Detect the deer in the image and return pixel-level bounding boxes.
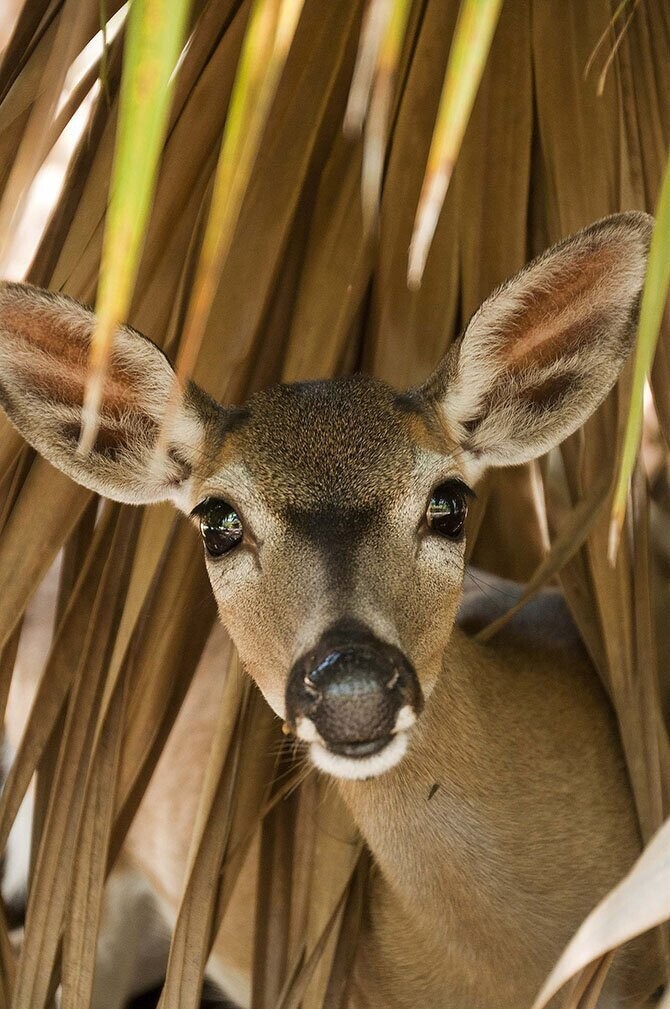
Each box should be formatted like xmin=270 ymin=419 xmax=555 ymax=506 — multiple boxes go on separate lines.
xmin=0 ymin=211 xmax=666 ymax=1009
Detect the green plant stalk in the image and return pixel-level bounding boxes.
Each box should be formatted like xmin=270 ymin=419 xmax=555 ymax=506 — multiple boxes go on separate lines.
xmin=360 ymin=0 xmax=412 ymax=230
xmin=170 ymin=0 xmax=304 ymax=392
xmin=408 ymin=0 xmax=503 ymax=288
xmin=80 ymin=0 xmax=191 ymax=453
xmin=609 ymin=156 xmax=670 ymax=563
xmin=344 ymin=0 xmax=389 ymax=136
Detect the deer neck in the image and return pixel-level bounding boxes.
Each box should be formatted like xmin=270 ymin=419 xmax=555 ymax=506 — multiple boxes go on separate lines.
xmin=335 ymin=627 xmax=501 ymax=921
xmin=334 ymin=617 xmax=643 ymax=969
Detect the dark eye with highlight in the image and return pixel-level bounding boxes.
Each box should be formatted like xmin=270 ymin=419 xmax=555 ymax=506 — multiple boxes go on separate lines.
xmin=426 ymin=480 xmax=472 ymax=540
xmin=194 ymin=498 xmax=243 ymax=557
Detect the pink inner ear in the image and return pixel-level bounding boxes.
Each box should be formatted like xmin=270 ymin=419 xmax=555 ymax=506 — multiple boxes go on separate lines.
xmin=5 ymin=300 xmax=149 ymax=416
xmin=2 ymin=300 xmax=88 ymax=364
xmin=501 ymin=245 xmax=620 ymax=370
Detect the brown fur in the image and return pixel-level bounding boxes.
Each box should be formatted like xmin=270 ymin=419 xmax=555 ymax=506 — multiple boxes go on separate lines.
xmin=341 ymin=624 xmax=661 ymax=1008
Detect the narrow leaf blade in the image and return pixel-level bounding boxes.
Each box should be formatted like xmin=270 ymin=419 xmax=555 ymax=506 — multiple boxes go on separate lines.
xmin=609 ymin=157 xmax=670 ymax=562
xmin=532 ymin=815 xmax=670 ymax=1009
xmin=80 ymin=0 xmax=191 ymax=451
xmin=171 ymin=0 xmax=306 ymax=391
xmin=408 ymin=0 xmax=503 ymax=288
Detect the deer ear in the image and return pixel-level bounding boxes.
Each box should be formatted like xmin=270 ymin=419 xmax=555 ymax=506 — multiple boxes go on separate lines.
xmin=420 ymin=212 xmax=652 ymax=480
xmin=0 ymin=282 xmax=224 ymax=510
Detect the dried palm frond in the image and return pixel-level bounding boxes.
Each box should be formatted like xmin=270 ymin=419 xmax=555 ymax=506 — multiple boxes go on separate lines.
xmin=0 ymin=1 xmax=668 ymax=1007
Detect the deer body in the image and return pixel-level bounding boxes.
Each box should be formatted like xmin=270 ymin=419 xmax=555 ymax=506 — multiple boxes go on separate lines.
xmin=0 ymin=213 xmax=665 ymax=1007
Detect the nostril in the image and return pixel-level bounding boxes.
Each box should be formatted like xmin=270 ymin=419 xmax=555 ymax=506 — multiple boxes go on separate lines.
xmin=386 ymin=669 xmax=400 ymax=690
xmin=303 ymin=674 xmax=320 ymax=699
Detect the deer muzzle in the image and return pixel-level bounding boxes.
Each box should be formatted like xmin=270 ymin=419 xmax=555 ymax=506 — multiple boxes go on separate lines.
xmin=286 ymin=619 xmax=423 ymax=766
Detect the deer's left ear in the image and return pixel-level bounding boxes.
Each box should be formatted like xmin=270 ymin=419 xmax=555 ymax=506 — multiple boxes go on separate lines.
xmin=0 ymin=282 xmax=227 ymax=510
xmin=420 ymin=212 xmax=652 ymax=479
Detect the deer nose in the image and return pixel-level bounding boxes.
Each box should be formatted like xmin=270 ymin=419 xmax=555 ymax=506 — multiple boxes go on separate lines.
xmin=286 ymin=620 xmax=423 ymax=757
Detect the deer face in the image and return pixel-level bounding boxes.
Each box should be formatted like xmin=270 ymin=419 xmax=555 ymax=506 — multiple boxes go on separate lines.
xmin=188 ymin=377 xmax=471 ymax=776
xmin=0 ymin=213 xmax=652 ymax=779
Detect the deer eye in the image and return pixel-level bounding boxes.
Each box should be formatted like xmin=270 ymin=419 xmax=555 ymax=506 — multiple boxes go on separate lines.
xmin=426 ymin=480 xmax=471 ymax=540
xmin=195 ymin=498 xmax=243 ymax=557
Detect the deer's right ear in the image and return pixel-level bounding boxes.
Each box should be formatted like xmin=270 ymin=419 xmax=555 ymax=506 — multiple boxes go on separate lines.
xmin=417 ymin=212 xmax=652 ymax=481
xmin=0 ymin=282 xmax=223 ymax=510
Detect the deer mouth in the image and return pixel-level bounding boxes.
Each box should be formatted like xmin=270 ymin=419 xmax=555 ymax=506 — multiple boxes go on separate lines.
xmin=328 ymin=735 xmax=393 ymax=757
xmin=308 ymin=729 xmax=410 ymax=780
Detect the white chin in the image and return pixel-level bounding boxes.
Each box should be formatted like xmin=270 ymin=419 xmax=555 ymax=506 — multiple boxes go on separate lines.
xmin=309 ymin=732 xmax=408 ymax=780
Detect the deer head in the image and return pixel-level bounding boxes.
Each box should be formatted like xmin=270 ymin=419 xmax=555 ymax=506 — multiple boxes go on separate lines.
xmin=0 ymin=213 xmax=651 ymax=779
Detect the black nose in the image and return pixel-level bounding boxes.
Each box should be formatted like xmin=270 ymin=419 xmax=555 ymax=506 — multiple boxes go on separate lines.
xmin=286 ymin=619 xmax=423 ymax=757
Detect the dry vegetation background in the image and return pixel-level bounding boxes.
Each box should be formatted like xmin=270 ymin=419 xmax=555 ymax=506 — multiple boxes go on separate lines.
xmin=0 ymin=1 xmax=669 ymax=1008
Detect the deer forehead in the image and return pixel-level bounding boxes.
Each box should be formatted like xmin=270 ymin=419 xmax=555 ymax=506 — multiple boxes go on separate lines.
xmin=200 ymin=375 xmax=449 ymax=515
